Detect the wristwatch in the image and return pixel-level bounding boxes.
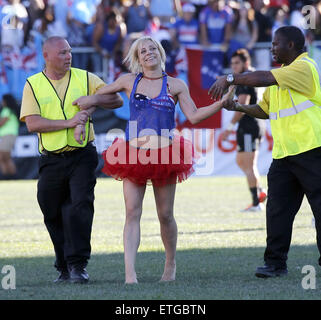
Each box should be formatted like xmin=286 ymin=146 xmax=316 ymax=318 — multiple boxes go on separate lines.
xmin=226 ymin=74 xmax=234 ymax=84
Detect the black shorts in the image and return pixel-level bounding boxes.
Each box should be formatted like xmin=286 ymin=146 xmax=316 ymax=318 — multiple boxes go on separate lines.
xmin=236 ymin=120 xmax=265 ymax=152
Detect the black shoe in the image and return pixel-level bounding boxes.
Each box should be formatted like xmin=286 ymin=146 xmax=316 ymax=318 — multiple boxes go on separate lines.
xmin=54 ymin=269 xmax=70 ymax=283
xmin=255 ymin=264 xmax=288 ymax=278
xmin=69 ymin=267 xmax=89 ymax=284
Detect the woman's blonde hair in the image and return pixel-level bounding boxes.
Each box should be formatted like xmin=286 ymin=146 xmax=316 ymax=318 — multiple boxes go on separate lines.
xmin=123 ymin=36 xmax=166 ymax=74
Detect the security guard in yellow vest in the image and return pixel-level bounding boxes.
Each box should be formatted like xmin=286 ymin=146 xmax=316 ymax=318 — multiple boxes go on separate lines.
xmin=209 ymin=26 xmax=321 ymax=278
xmin=20 ymin=37 xmax=123 ymax=283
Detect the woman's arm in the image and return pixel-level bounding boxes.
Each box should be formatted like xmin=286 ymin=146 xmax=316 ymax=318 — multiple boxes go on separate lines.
xmin=209 ymin=71 xmax=277 ymax=100
xmin=73 ymin=93 xmax=123 ymax=111
xmin=175 ymin=78 xmax=235 ymax=124
xmin=72 ymin=74 xmax=131 ymax=110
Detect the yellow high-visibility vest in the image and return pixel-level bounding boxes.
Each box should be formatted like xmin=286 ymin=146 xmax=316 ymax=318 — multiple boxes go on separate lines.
xmin=269 ymin=56 xmax=321 ymax=159
xmin=27 ymin=68 xmax=89 ymax=152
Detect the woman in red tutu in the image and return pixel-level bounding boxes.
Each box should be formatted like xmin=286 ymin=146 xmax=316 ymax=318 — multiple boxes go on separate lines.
xmin=74 ymin=35 xmax=234 ymax=284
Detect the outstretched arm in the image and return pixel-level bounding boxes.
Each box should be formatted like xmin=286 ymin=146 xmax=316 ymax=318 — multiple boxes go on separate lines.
xmin=72 ymin=92 xmax=123 ymax=111
xmin=177 ymin=79 xmax=235 ymax=124
xmin=72 ymin=75 xmax=130 ymax=110
xmin=208 ymin=71 xmax=277 ymax=100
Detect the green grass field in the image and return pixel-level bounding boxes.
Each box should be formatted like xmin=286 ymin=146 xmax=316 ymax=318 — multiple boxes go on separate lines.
xmin=0 ymin=177 xmax=320 ymax=300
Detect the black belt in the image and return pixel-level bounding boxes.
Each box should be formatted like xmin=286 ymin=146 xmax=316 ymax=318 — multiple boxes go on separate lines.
xmin=41 ymin=142 xmax=94 ymax=157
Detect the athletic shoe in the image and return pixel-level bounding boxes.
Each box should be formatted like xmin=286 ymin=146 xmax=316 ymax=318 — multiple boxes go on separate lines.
xmin=240 ymin=203 xmax=264 ymax=212
xmin=259 ymin=189 xmax=267 ymax=203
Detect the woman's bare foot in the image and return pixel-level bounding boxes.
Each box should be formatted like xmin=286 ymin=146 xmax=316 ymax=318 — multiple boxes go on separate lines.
xmin=125 ymin=279 xmax=138 ymax=284
xmin=125 ymin=272 xmax=138 ymax=284
xmin=160 ymin=262 xmax=176 ymax=282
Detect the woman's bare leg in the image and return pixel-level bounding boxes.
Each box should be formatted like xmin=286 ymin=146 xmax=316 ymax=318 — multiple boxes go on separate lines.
xmin=153 ymin=183 xmax=177 ymax=281
xmin=123 ymin=179 xmax=146 ymax=284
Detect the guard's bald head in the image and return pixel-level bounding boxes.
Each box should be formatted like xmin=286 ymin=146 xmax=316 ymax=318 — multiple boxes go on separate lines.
xmin=42 ymin=36 xmax=67 ymax=53
xmin=42 ymin=37 xmax=72 ymax=76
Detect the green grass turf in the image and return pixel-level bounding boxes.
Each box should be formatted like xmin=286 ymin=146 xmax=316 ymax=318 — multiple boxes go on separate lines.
xmin=0 ymin=177 xmax=320 ymax=300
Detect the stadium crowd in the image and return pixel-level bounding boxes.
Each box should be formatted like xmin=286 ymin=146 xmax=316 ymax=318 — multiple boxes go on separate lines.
xmin=0 ymin=0 xmax=321 ymax=101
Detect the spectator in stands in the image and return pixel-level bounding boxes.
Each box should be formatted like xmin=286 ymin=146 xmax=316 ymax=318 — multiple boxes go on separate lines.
xmin=92 ymin=9 xmax=126 ymax=61
xmin=66 ymin=11 xmax=91 ymax=69
xmin=0 ymin=94 xmax=19 ymax=179
xmin=170 ymin=2 xmax=200 ymax=49
xmin=123 ymin=0 xmax=152 ymax=35
xmin=32 ymin=3 xmax=67 ymax=40
xmin=23 ymin=0 xmax=46 ymax=46
xmin=289 ymin=1 xmax=308 ymax=34
xmin=272 ymin=7 xmax=289 ymax=36
xmin=230 ymin=1 xmax=258 ymax=53
xmin=96 ymin=0 xmax=123 ymax=23
xmin=189 ymin=0 xmax=207 ymax=20
xmin=199 ymin=0 xmax=233 ymax=52
xmin=253 ymin=0 xmax=273 ymax=70
xmin=52 ymin=0 xmax=69 ymax=34
xmin=1 ymin=0 xmax=29 ymax=49
xmin=1 ymin=13 xmax=25 ymax=50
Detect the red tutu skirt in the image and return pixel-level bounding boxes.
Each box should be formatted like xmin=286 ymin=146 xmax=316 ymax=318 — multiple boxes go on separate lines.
xmin=102 ymin=136 xmax=197 ymax=186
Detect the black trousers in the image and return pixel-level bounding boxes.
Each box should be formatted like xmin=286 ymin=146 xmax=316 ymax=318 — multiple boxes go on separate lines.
xmin=264 ymin=147 xmax=321 ymax=268
xmin=37 ymin=144 xmax=98 ymax=270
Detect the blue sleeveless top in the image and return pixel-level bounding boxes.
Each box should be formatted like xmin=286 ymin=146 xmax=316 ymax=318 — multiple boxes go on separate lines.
xmin=125 ymin=73 xmax=176 ymax=141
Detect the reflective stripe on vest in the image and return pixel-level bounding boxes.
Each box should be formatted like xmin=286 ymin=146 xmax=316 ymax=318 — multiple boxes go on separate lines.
xmin=269 ymin=112 xmax=277 ymax=120
xmin=270 ymin=99 xmax=316 ymax=119
xmin=280 ymin=99 xmax=315 ymax=117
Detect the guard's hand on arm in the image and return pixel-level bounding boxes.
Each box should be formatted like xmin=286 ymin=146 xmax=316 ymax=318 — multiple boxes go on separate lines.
xmin=208 ymin=75 xmax=229 ymax=100
xmin=73 ymin=96 xmax=97 ymax=110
